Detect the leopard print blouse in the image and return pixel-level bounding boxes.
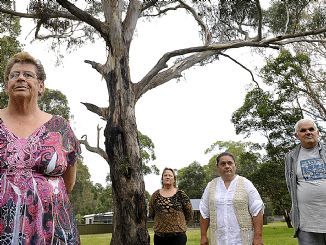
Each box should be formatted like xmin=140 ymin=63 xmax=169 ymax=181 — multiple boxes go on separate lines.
xmin=148 ymin=189 xmax=193 ymax=233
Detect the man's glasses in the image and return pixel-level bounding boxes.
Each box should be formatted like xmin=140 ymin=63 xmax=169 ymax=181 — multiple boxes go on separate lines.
xmin=9 ymin=71 xmax=37 ymax=80
xmin=299 ymin=127 xmax=315 ymax=133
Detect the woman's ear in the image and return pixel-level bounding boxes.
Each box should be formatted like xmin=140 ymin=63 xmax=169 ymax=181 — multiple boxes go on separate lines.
xmin=38 ymin=80 xmax=45 ymax=97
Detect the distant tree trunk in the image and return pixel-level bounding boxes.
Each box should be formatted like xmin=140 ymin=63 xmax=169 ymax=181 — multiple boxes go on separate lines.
xmin=283 ymin=209 xmax=293 ymax=228
xmin=103 ymin=49 xmax=149 ymax=244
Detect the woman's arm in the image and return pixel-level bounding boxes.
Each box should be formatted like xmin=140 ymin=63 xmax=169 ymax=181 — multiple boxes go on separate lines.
xmin=180 ymin=190 xmax=193 ymax=224
xmin=63 ymin=163 xmax=77 ymax=194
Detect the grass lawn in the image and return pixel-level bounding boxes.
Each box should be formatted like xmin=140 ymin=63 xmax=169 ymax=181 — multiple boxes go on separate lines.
xmin=80 ymin=222 xmax=297 ymax=245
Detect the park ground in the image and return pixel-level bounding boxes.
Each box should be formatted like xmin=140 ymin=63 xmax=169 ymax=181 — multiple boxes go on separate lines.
xmin=81 ymin=221 xmax=296 ymax=245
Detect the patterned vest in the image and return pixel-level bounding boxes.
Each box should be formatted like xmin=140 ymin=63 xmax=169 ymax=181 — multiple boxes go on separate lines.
xmin=208 ymin=176 xmax=253 ymax=245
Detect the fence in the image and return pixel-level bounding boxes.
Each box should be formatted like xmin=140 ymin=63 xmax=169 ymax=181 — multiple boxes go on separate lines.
xmin=78 ymin=221 xmax=154 ymax=235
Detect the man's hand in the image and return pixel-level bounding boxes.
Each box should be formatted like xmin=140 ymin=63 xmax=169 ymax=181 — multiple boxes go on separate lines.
xmin=200 ymin=235 xmax=209 ymax=245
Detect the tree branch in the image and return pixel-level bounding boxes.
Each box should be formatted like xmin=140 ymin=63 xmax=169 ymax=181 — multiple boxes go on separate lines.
xmin=141 ymin=0 xmax=159 ymax=11
xmin=84 ymin=60 xmax=105 ymax=75
xmin=96 ymin=124 xmax=102 ymax=148
xmin=55 ymin=0 xmax=109 ymax=42
xmin=35 ymin=25 xmax=80 ymax=40
xmin=284 ymin=0 xmax=290 ymax=34
xmin=274 ymin=38 xmax=326 ymax=45
xmin=0 ymin=6 xmax=78 ymax=20
xmin=135 ymin=50 xmax=219 ymax=100
xmin=178 ymin=0 xmax=211 ymax=44
xmin=219 ymin=53 xmax=260 ymax=87
xmin=134 ymin=42 xmax=269 ymax=99
xmin=81 ymin=102 xmax=109 ymax=120
xmin=79 ymin=135 xmax=108 ymax=162
xmin=123 ymin=0 xmax=142 ymax=45
xmin=254 ymin=0 xmax=263 ymax=40
xmin=301 ymin=108 xmax=326 ymax=121
xmin=261 ymin=27 xmax=326 ymax=45
xmin=302 ymin=78 xmax=326 ymax=118
xmin=135 ymin=26 xmax=326 ymax=99
xmin=142 ymin=5 xmax=182 ymax=17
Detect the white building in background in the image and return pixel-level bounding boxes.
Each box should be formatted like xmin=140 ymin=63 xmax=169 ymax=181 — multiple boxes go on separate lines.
xmin=83 ymin=211 xmax=113 ymax=224
xmin=83 ymin=200 xmax=201 ymax=225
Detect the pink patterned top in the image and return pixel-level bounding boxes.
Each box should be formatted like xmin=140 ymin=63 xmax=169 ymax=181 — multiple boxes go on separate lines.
xmin=0 ymin=115 xmax=81 ymax=245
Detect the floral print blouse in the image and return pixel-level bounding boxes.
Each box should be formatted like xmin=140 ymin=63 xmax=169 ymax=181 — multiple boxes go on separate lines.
xmin=0 ymin=115 xmax=81 ymax=245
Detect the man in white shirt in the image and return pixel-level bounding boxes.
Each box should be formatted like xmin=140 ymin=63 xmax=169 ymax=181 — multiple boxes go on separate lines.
xmin=199 ymin=152 xmax=264 ymax=245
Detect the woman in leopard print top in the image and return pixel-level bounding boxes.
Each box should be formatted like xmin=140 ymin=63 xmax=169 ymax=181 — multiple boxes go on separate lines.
xmin=148 ymin=167 xmax=193 ymax=245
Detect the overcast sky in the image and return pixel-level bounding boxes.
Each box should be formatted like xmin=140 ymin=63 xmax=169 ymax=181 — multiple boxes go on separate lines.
xmin=19 ymin=7 xmax=268 ymax=194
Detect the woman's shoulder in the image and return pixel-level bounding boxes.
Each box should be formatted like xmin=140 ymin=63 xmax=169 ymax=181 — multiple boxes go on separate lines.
xmin=44 ymin=115 xmax=77 ymax=141
xmin=177 ymin=189 xmax=186 ymax=194
xmin=176 ymin=189 xmax=190 ymax=198
xmin=0 ymin=108 xmax=9 ymax=121
xmin=152 ymin=189 xmax=161 ymax=196
xmin=46 ymin=115 xmax=70 ymax=128
xmin=50 ymin=114 xmax=68 ymax=123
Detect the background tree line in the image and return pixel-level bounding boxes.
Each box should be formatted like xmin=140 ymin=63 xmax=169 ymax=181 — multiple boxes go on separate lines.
xmin=178 ymin=45 xmax=326 ymax=227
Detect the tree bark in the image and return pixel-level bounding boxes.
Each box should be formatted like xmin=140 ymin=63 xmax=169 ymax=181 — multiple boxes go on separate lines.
xmin=103 ymin=52 xmax=149 ymax=244
xmin=283 ymin=209 xmax=293 ymax=228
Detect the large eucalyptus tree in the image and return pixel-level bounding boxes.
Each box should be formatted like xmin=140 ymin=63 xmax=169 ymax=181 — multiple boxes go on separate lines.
xmin=0 ymin=0 xmax=21 ymax=105
xmin=0 ymin=0 xmax=325 ymax=244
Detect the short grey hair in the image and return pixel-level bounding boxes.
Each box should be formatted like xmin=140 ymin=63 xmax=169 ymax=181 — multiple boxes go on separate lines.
xmin=294 ymin=118 xmax=318 ymax=133
xmin=4 ymin=51 xmax=46 ymax=83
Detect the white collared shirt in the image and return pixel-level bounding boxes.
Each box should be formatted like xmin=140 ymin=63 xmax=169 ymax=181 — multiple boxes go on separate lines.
xmin=199 ymin=175 xmax=264 ymax=245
